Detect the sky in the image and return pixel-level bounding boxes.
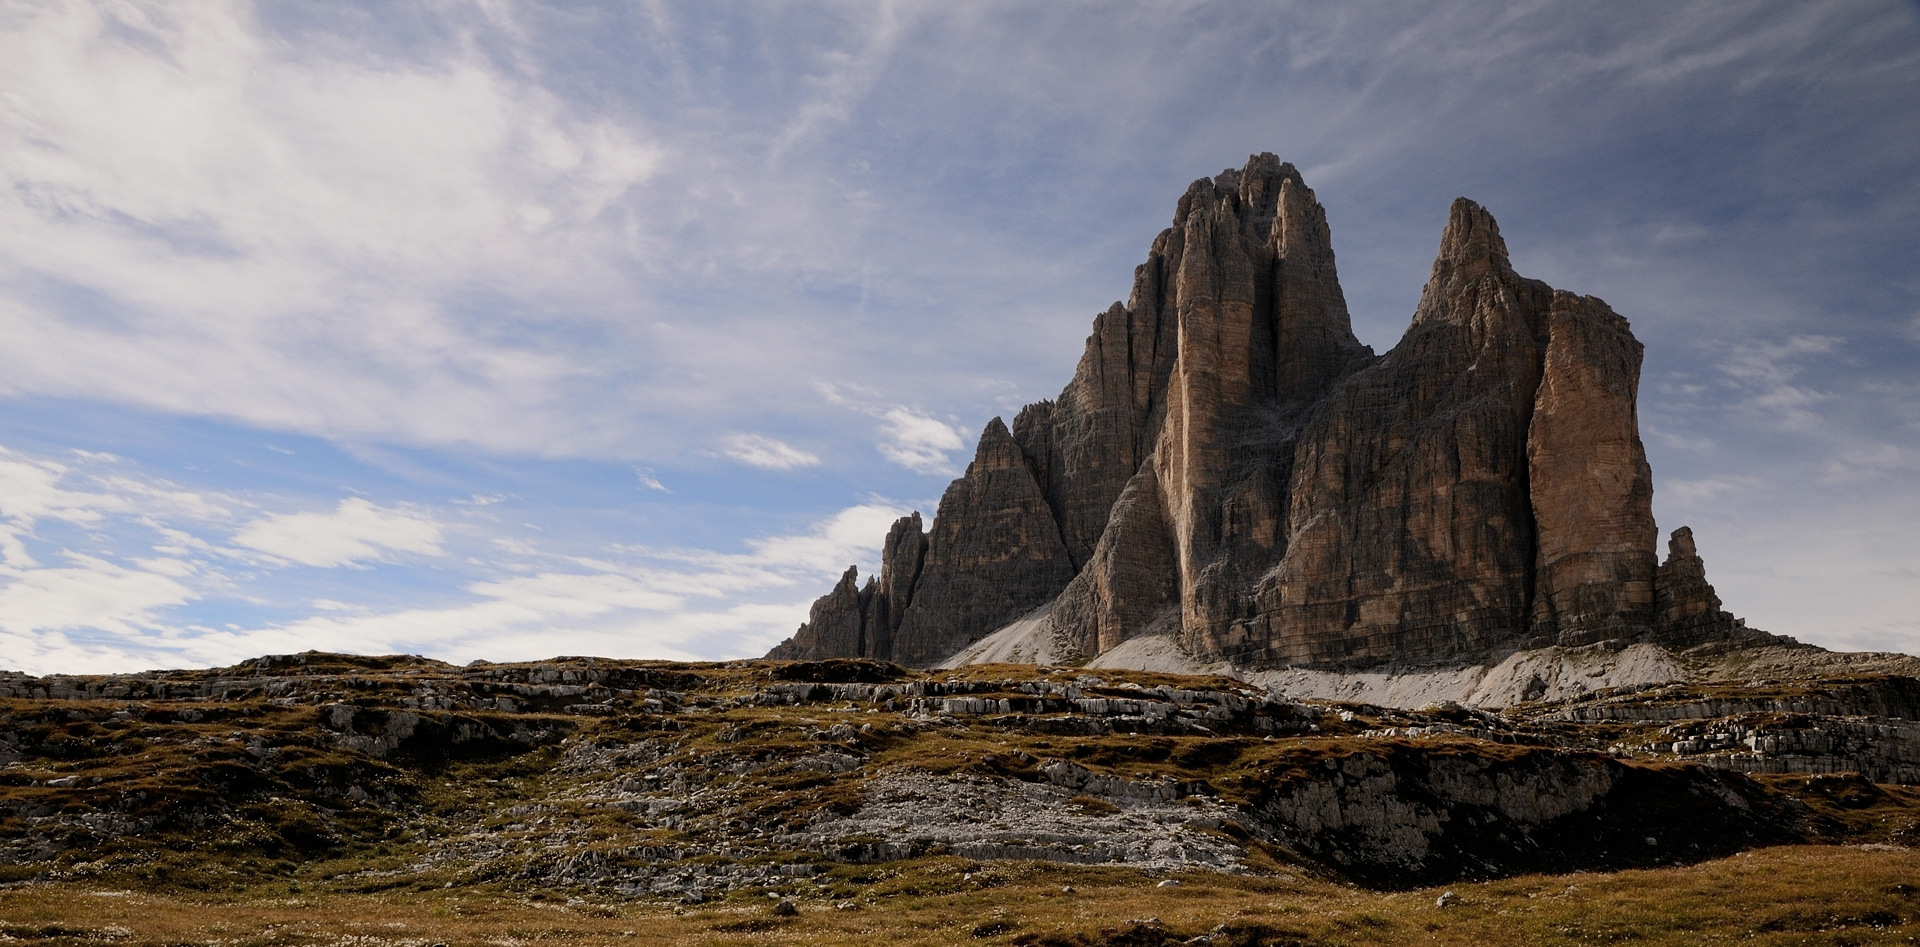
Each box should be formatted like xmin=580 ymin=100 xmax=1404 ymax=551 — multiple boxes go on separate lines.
xmin=0 ymin=1 xmax=1916 ymax=675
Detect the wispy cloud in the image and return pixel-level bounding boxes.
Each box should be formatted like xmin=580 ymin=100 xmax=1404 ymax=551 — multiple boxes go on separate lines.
xmin=228 ymin=499 xmax=909 ymax=665
xmin=876 ymin=408 xmax=965 ymax=475
xmin=819 ymin=383 xmax=966 ymax=474
xmin=1820 ymin=443 xmax=1915 ymax=485
xmin=1716 ymin=335 xmax=1842 ymax=431
xmin=720 ymin=434 xmax=820 ymax=471
xmin=1661 ymin=474 xmax=1766 ymax=507
xmin=0 ymin=0 xmax=663 ymax=453
xmin=0 ymin=553 xmax=195 ymax=640
xmin=0 ymin=436 xmax=912 ymax=673
xmin=231 ymin=499 xmax=444 ymax=568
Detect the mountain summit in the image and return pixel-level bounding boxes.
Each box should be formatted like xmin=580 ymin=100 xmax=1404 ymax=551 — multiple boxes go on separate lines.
xmin=769 ymin=154 xmax=1764 ymax=669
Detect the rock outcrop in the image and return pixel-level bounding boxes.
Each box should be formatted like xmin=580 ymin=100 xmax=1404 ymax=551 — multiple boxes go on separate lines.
xmin=1653 ymin=525 xmax=1765 ymax=647
xmin=765 ymin=566 xmax=869 ymax=662
xmin=888 ymin=418 xmax=1077 ymax=667
xmin=770 ymin=420 xmax=1075 ymax=668
xmin=766 ymin=153 xmax=1766 ymax=669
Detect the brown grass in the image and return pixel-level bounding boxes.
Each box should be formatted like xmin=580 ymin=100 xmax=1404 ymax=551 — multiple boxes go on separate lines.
xmin=0 ymin=844 xmax=1915 ymax=946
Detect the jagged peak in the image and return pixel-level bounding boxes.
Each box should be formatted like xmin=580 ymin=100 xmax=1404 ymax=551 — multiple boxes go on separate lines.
xmin=1175 ymin=153 xmax=1308 ymax=227
xmin=970 ymin=416 xmax=1024 ymax=472
xmin=1665 ymin=525 xmax=1700 ymax=562
xmin=1436 ymin=197 xmax=1510 ymax=270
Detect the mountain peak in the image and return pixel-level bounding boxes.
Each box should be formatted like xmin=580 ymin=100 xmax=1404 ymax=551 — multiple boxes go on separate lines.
xmin=767 ymin=158 xmax=1772 ymax=670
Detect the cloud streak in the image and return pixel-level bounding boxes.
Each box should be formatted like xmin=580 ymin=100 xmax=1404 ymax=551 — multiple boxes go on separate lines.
xmin=0 ymin=437 xmax=910 ymax=674
xmin=720 ymin=434 xmax=820 ymax=471
xmin=231 ymin=499 xmax=445 ymax=568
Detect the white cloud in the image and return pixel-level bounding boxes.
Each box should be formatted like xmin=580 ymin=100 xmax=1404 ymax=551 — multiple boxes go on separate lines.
xmin=877 ymin=408 xmax=966 ymax=475
xmin=231 ymin=498 xmax=444 ymax=567
xmin=720 ymin=434 xmax=820 ymax=470
xmin=0 ymin=553 xmax=194 ymax=638
xmin=818 ymin=385 xmax=967 ymax=475
xmin=0 ymin=452 xmax=125 ymax=529
xmin=0 ymin=435 xmax=913 ymax=673
xmin=739 ymin=502 xmax=909 ymax=573
xmin=12 ymin=498 xmax=914 ymax=672
xmin=0 ymin=449 xmax=228 ymax=568
xmin=0 ymin=0 xmax=663 ymax=453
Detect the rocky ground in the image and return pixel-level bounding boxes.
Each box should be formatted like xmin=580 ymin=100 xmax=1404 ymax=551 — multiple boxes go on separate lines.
xmin=2 ymin=647 xmax=1918 ymax=912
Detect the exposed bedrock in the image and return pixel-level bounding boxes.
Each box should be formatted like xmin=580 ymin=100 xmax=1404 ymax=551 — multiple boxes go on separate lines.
xmin=1247 ymin=745 xmax=1799 ymax=887
xmin=767 ymin=153 xmax=1768 ymax=669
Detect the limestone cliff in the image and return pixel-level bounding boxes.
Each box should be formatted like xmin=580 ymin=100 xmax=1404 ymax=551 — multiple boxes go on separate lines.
xmin=765 ymin=153 xmax=1764 ymax=668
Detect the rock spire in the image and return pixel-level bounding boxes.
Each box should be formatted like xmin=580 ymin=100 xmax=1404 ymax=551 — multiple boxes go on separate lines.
xmin=764 ymin=155 xmax=1763 ymax=668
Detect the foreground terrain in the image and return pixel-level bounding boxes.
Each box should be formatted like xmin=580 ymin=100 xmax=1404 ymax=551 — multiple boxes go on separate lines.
xmin=3 ymin=845 xmax=1919 ymax=946
xmin=3 ymin=650 xmax=1919 ymax=942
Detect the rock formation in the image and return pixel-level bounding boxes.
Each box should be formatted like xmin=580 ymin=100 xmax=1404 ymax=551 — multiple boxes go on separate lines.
xmin=1654 ymin=525 xmax=1762 ymax=646
xmin=766 ymin=153 xmax=1765 ymax=669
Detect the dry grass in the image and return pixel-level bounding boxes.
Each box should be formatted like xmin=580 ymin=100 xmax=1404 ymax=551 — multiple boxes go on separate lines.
xmin=0 ymin=845 xmax=1916 ymax=946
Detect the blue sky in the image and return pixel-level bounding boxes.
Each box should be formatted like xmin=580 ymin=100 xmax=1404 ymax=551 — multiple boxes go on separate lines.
xmin=0 ymin=1 xmax=1916 ymax=674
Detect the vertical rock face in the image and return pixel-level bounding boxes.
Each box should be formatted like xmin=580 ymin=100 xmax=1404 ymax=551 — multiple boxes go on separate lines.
xmin=1149 ymin=163 xmax=1375 ymax=662
xmin=886 ymin=418 xmax=1077 ymax=668
xmin=768 ymin=154 xmax=1762 ymax=668
xmin=765 ymin=566 xmax=869 ymax=662
xmin=1046 ymin=464 xmax=1180 ymax=657
xmin=1249 ymin=199 xmax=1553 ymax=665
xmin=1654 ymin=526 xmax=1756 ymax=645
xmin=1528 ymin=294 xmax=1659 ymax=646
xmin=863 ymin=513 xmax=929 ymax=663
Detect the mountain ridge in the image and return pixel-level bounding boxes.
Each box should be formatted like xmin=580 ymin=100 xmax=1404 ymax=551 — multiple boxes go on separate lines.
xmin=769 ymin=154 xmax=1772 ymax=669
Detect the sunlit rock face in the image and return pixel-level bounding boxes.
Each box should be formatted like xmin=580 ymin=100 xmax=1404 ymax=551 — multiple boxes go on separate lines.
xmin=766 ymin=153 xmax=1759 ymax=669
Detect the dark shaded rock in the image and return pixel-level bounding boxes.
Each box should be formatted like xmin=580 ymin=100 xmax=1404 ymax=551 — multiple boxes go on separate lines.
xmin=766 ymin=566 xmax=869 ymax=662
xmin=1247 ymin=200 xmax=1546 ymax=664
xmin=1247 ymin=199 xmax=1648 ymax=666
xmin=889 ymin=419 xmax=1077 ymax=667
xmin=767 ymin=660 xmax=905 ymax=683
xmin=1047 ymin=464 xmax=1180 ymax=658
xmin=1654 ymin=526 xmax=1765 ymax=646
xmin=865 ymin=513 xmax=929 ymax=662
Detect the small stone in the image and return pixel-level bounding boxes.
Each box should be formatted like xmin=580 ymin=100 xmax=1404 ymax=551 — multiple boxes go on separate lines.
xmin=1435 ymin=891 xmax=1456 ymax=908
xmin=1157 ymin=879 xmax=1181 ymax=888
xmin=835 ymin=900 xmax=860 ymax=911
xmin=1060 ymin=885 xmax=1075 ymax=894
xmin=771 ymin=899 xmax=798 ymax=917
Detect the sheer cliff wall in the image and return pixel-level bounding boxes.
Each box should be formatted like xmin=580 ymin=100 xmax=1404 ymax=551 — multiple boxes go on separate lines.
xmin=768 ymin=154 xmax=1760 ymax=669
